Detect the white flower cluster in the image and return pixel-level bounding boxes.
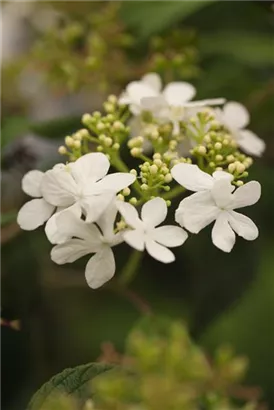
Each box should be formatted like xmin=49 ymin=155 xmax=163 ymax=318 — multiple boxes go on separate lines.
xmin=17 ymin=73 xmax=264 ymax=289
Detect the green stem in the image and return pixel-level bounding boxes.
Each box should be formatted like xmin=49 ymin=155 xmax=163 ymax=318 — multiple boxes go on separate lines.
xmin=162 ymin=185 xmax=186 ymax=200
xmin=111 ymin=155 xmax=143 ymax=196
xmin=118 ymin=250 xmax=143 ymax=287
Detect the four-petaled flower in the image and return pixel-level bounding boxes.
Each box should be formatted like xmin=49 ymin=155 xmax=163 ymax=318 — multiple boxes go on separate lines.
xmin=215 ymin=101 xmax=265 ymax=157
xmin=51 ymin=202 xmax=123 ymax=289
xmin=141 ymin=83 xmax=224 ymax=135
xmin=171 ymin=163 xmax=261 ymax=252
xmin=117 ymin=197 xmax=188 ymax=263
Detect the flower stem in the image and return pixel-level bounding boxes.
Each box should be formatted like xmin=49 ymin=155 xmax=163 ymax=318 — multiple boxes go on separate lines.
xmin=162 ymin=185 xmax=186 ymax=200
xmin=118 ymin=250 xmax=143 ymax=287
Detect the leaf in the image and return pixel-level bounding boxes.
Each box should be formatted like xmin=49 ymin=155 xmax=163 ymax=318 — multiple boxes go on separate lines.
xmin=30 ymin=116 xmax=82 ymax=139
xmin=120 ymin=1 xmax=216 ymax=41
xmin=200 ymin=32 xmax=274 ymax=67
xmin=28 ymin=363 xmax=112 ymax=410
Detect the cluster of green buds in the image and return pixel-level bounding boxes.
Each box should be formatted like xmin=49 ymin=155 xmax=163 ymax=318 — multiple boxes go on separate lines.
xmin=90 ymin=319 xmax=259 ymax=410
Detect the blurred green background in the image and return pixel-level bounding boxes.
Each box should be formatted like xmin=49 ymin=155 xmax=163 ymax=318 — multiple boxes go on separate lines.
xmin=1 ymin=1 xmax=274 ymax=409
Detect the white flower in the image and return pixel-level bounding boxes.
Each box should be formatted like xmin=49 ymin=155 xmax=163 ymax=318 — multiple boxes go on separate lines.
xmin=171 ymin=163 xmax=261 ymax=252
xmin=117 ymin=197 xmax=188 ymax=263
xmin=41 ymin=152 xmax=135 ymax=243
xmin=141 ymin=87 xmax=225 ymax=135
xmin=119 ymin=73 xmax=162 ymax=115
xmin=51 ymin=202 xmax=123 ymax=289
xmin=17 ymin=170 xmax=55 ymax=230
xmin=215 ymin=101 xmax=265 ymax=157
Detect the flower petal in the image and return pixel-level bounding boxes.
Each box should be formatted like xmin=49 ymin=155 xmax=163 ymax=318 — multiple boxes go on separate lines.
xmin=184 ymin=98 xmax=225 ymax=108
xmin=71 ymin=152 xmax=110 ymax=185
xmin=212 ymin=212 xmax=236 ymax=252
xmin=141 ymin=197 xmax=167 ymax=228
xmin=175 ymin=191 xmax=219 ymax=233
xmin=141 ymin=96 xmax=169 ymax=118
xmin=22 ymin=170 xmax=44 ymax=197
xmin=51 ymin=239 xmax=92 ymax=264
xmin=171 ymin=163 xmax=213 ymax=192
xmin=127 ymin=82 xmax=158 ymax=106
xmin=116 ymin=201 xmax=143 ymax=230
xmin=223 ymin=101 xmax=250 ymax=130
xmin=211 ymin=178 xmax=234 ymax=209
xmin=230 ymin=181 xmax=261 ymax=209
xmin=94 ymin=172 xmax=136 ymax=194
xmin=152 ymin=225 xmax=188 ymax=247
xmin=96 ymin=200 xmax=118 ymax=242
xmin=162 ymin=82 xmax=196 ymax=105
xmin=82 ymin=193 xmax=115 ymax=223
xmin=142 ymin=72 xmax=162 ymax=93
xmin=85 ymin=246 xmax=116 ymax=289
xmin=41 ymin=168 xmax=77 ymax=207
xmin=17 ymin=198 xmax=55 ymax=230
xmin=238 ymin=129 xmax=266 ymax=157
xmin=45 ymin=203 xmax=100 ymax=245
xmin=227 ymin=211 xmax=258 ymax=241
xmin=212 ymin=171 xmax=234 ymax=182
xmin=123 ymin=230 xmax=145 ymax=251
xmin=145 ymin=239 xmax=175 ymax=263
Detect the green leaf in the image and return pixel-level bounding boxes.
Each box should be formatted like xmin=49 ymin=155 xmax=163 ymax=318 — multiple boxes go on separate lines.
xmin=120 ymin=1 xmax=216 ymax=41
xmin=200 ymin=32 xmax=274 ymax=67
xmin=28 ymin=363 xmax=112 ymax=410
xmin=30 ymin=116 xmax=82 ymax=139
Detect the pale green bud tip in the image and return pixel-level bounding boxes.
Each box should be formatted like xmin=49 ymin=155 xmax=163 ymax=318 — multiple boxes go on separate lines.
xmin=58 ymin=146 xmax=67 ymax=155
xmin=141 ymin=183 xmax=148 ymax=191
xmin=74 ymin=140 xmax=81 ymax=149
xmin=122 ymin=187 xmax=131 ymax=196
xmin=131 ymin=147 xmax=142 ymax=157
xmin=130 ymin=169 xmax=137 ymax=176
xmin=197 ymin=145 xmax=206 ymax=155
xmin=235 ymin=162 xmax=245 ymax=173
xmin=236 ymin=180 xmax=244 ymax=186
xmin=214 ymin=142 xmax=222 ymax=150
xmin=227 ymin=155 xmax=235 ymax=163
xmin=97 ymin=145 xmax=104 ymax=152
xmin=65 ymin=136 xmax=74 ymax=147
xmin=166 ymin=200 xmax=171 ymax=207
xmin=215 ymin=154 xmax=223 ymax=162
xmin=153 ymin=158 xmax=162 ymax=167
xmin=97 ymin=122 xmax=105 ymax=131
xmin=228 ymin=163 xmax=236 ymax=173
xmin=153 ymin=153 xmax=162 ymax=160
xmin=113 ymin=121 xmax=124 ymax=131
xmin=117 ymin=194 xmax=125 ymax=201
xmin=82 ymin=113 xmax=92 ymax=123
xmin=112 ymin=143 xmax=120 ymax=150
xmin=107 ymin=95 xmax=117 ymax=104
xmin=104 ymin=137 xmax=113 ymax=147
xmin=164 ymin=173 xmax=172 ymax=183
xmin=149 ymin=164 xmax=158 ymax=175
xmin=129 ymin=197 xmax=137 ymax=205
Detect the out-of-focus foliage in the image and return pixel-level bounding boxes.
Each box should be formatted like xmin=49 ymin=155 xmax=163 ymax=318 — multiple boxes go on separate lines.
xmin=28 ymin=318 xmax=262 ymax=410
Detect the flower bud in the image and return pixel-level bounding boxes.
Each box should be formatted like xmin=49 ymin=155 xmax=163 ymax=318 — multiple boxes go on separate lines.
xmin=214 ymin=142 xmax=222 ymax=150
xmin=130 ymin=169 xmax=137 ymax=176
xmin=74 ymin=140 xmax=81 ymax=149
xmin=104 ymin=137 xmax=113 ymax=147
xmin=107 ymin=95 xmax=117 ymax=104
xmin=65 ymin=136 xmax=74 ymax=147
xmin=166 ymin=200 xmax=171 ymax=207
xmin=117 ymin=194 xmax=125 ymax=201
xmin=215 ymin=154 xmax=223 ymax=162
xmin=164 ymin=173 xmax=172 ymax=183
xmin=197 ymin=145 xmax=206 ymax=155
xmin=228 ymin=163 xmax=236 ymax=173
xmin=97 ymin=122 xmax=105 ymax=131
xmin=154 ymin=159 xmax=162 ymax=167
xmin=112 ymin=143 xmax=120 ymax=150
xmin=227 ymin=155 xmax=235 ymax=163
xmin=153 ymin=153 xmax=162 ymax=160
xmin=97 ymin=145 xmax=104 ymax=152
xmin=236 ymin=180 xmax=244 ymax=186
xmin=141 ymin=183 xmax=148 ymax=191
xmin=99 ymin=134 xmax=106 ymax=142
xmin=149 ymin=164 xmax=158 ymax=175
xmin=82 ymin=113 xmax=93 ymax=124
xmin=122 ymin=187 xmax=131 ymax=196
xmin=129 ymin=197 xmax=137 ymax=205
xmin=131 ymin=148 xmax=142 ymax=157
xmin=58 ymin=146 xmax=67 ymax=155
xmin=113 ymin=121 xmax=124 ymax=131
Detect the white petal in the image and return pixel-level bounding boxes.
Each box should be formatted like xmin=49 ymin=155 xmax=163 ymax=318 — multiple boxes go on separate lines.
xmin=211 ymin=178 xmax=234 ymax=209
xmin=71 ymin=152 xmax=110 ymax=185
xmin=223 ymin=101 xmax=250 ymax=130
xmin=85 ymin=246 xmax=116 ymax=289
xmin=212 ymin=171 xmax=234 ymax=182
xmin=116 ymin=201 xmax=143 ymax=230
xmin=175 ymin=191 xmax=219 ymax=233
xmin=230 ymin=181 xmax=261 ymax=209
xmin=162 ymin=82 xmax=196 ymax=105
xmin=142 ymin=72 xmax=162 ymax=93
xmin=17 ymin=198 xmax=54 ymax=230
xmin=96 ymin=200 xmax=118 ymax=241
xmin=94 ymin=173 xmax=136 ymax=194
xmin=118 ymin=91 xmax=131 ymax=105
xmin=171 ymin=163 xmax=213 ymax=192
xmin=227 ymin=211 xmax=258 ymax=241
xmin=145 ymin=239 xmax=175 ymax=263
xmin=212 ymin=212 xmax=236 ymax=252
xmin=123 ymin=230 xmax=145 ymax=251
xmin=45 ymin=204 xmax=99 ymax=245
xmin=51 ymin=239 xmax=92 ymax=264
xmin=141 ymin=197 xmax=167 ymax=228
xmin=82 ymin=193 xmax=115 ymax=223
xmin=184 ymin=98 xmax=225 ymax=108
xmin=238 ymin=129 xmax=266 ymax=157
xmin=152 ymin=225 xmax=188 ymax=247
xmin=127 ymin=82 xmax=158 ymax=106
xmin=141 ymin=95 xmax=169 ymax=117
xmin=41 ymin=168 xmax=77 ymax=207
xmin=22 ymin=170 xmax=44 ymax=197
